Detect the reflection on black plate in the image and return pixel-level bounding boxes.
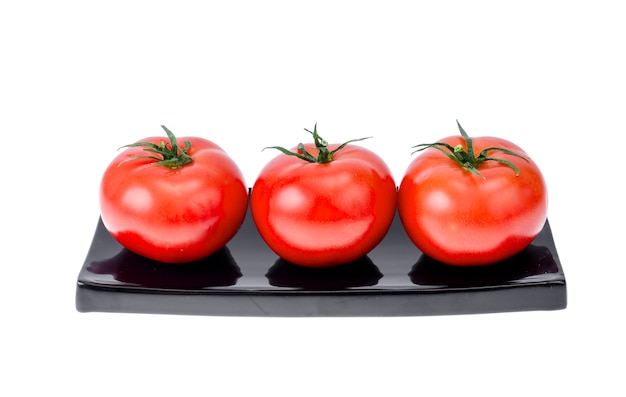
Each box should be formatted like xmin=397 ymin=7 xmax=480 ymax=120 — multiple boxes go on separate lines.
xmin=266 ymin=256 xmax=383 ymax=290
xmin=76 ymin=204 xmax=567 ymax=316
xmin=410 ymin=244 xmax=557 ymax=288
xmin=87 ymin=246 xmax=242 ymax=290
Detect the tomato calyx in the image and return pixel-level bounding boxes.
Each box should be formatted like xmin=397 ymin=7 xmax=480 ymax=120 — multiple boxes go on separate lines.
xmin=118 ymin=125 xmax=193 ymax=169
xmin=263 ymin=123 xmax=372 ymax=164
xmin=411 ymin=120 xmax=529 ymax=178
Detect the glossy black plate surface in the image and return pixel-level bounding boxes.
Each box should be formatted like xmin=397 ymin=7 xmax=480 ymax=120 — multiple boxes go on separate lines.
xmin=76 ymin=204 xmax=567 ymax=316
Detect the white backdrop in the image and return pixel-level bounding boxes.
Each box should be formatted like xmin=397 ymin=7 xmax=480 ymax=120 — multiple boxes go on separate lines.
xmin=2 ymin=1 xmax=624 ymax=396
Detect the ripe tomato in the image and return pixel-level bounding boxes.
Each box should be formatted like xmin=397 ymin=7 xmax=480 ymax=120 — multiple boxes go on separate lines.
xmin=250 ymin=124 xmax=397 ymax=268
xmin=398 ymin=121 xmax=548 ymax=266
xmin=99 ymin=125 xmax=248 ymax=263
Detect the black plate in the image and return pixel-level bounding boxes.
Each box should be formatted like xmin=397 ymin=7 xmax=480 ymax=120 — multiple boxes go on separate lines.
xmin=76 ymin=202 xmax=567 ymax=316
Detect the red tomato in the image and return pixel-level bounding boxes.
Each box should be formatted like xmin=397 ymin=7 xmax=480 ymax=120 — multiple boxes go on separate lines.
xmin=99 ymin=126 xmax=248 ymax=263
xmin=251 ymin=125 xmax=397 ymax=267
xmin=398 ymin=122 xmax=548 ymax=266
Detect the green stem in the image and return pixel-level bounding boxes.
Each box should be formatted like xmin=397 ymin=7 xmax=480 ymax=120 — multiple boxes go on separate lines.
xmin=411 ymin=120 xmax=529 ymax=178
xmin=264 ymin=123 xmax=372 ymax=164
xmin=118 ymin=125 xmax=193 ymax=169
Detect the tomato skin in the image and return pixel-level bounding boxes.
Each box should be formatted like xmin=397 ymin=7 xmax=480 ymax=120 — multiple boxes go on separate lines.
xmin=251 ymin=143 xmax=397 ymax=267
xmin=99 ymin=136 xmax=248 ymax=263
xmin=398 ymin=135 xmax=548 ymax=266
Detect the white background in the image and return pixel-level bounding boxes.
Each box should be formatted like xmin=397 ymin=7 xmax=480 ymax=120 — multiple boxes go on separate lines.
xmin=2 ymin=1 xmax=624 ymax=396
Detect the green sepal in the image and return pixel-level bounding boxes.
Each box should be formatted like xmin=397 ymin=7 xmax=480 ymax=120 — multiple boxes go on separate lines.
xmin=410 ymin=120 xmax=529 ymax=178
xmin=264 ymin=123 xmax=372 ymax=164
xmin=117 ymin=125 xmax=193 ymax=169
